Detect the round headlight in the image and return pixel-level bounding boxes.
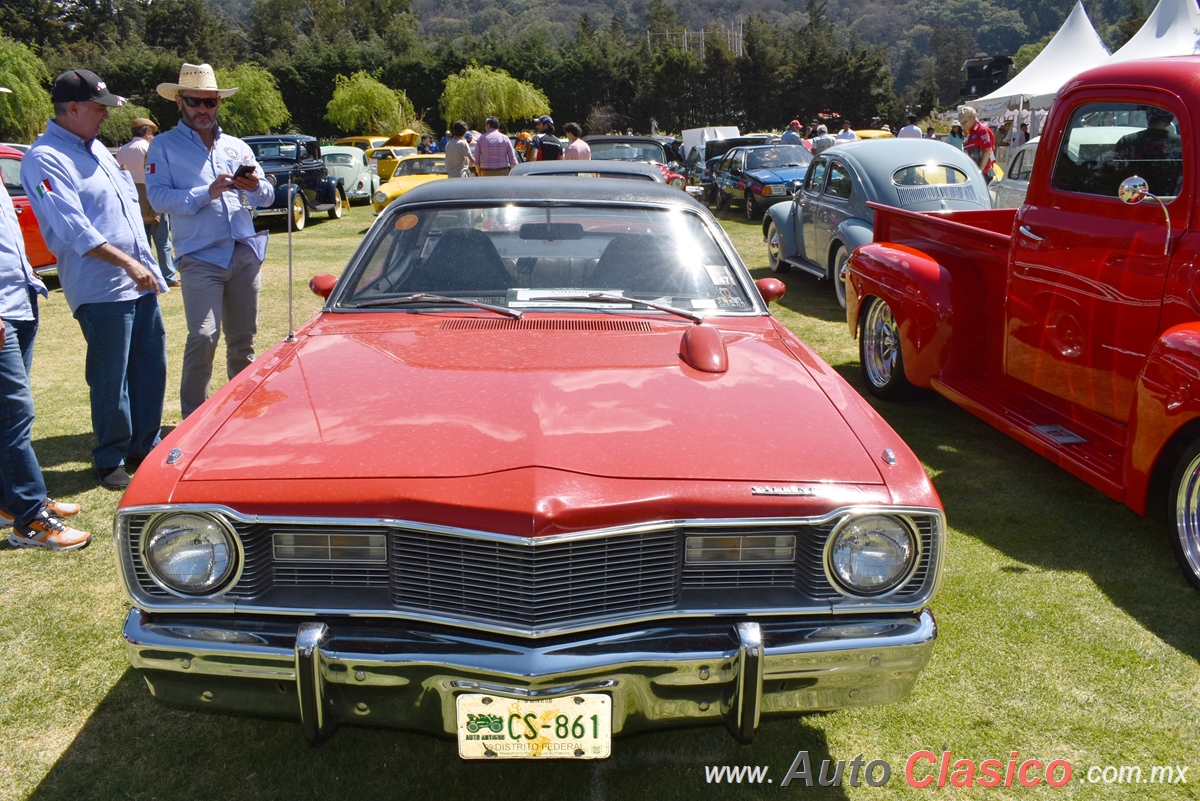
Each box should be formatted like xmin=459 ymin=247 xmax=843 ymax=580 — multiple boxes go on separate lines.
xmin=265 ymin=173 xmax=277 ymax=188
xmin=827 ymin=515 xmax=917 ymax=596
xmin=669 ymin=177 xmax=684 ymax=189
xmin=142 ymin=513 xmax=238 ymax=595
xmin=373 ymin=190 xmax=388 ymax=205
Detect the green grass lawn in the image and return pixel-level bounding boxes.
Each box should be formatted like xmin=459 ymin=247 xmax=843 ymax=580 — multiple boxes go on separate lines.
xmin=2 ymin=203 xmax=1198 ymax=801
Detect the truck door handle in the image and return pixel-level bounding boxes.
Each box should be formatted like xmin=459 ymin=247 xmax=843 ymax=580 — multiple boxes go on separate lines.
xmin=1018 ymin=225 xmax=1043 ymax=242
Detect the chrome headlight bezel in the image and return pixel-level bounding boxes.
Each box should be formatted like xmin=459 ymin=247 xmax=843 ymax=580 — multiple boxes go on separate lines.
xmin=138 ymin=512 xmax=242 ymax=598
xmin=373 ymin=190 xmax=388 ymax=205
xmin=823 ymin=513 xmax=921 ymax=598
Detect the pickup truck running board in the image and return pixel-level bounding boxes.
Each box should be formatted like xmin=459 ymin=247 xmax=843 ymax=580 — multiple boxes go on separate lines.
xmin=931 ymin=376 xmax=1126 ymax=502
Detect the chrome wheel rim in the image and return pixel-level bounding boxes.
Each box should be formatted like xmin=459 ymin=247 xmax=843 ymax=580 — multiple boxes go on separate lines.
xmin=744 ymin=192 xmax=755 ymax=219
xmin=1175 ymin=451 xmax=1200 ymax=580
xmin=863 ymin=299 xmax=899 ymax=389
xmin=767 ymin=222 xmax=780 ymax=267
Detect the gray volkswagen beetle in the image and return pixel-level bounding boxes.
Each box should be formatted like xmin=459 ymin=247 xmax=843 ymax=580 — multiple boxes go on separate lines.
xmin=763 ymin=138 xmax=992 ymax=308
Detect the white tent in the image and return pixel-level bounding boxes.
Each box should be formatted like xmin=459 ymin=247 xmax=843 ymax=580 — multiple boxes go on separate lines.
xmin=1107 ymin=0 xmax=1200 ymax=62
xmin=973 ymin=0 xmax=1111 ymax=119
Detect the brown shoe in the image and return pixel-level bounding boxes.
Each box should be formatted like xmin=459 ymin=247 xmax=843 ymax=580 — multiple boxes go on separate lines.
xmin=8 ymin=510 xmax=92 ymax=551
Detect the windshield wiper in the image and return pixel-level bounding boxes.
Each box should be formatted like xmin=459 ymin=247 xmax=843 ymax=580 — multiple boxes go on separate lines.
xmin=352 ymin=293 xmax=522 ymax=319
xmin=522 ymin=292 xmax=703 ymax=323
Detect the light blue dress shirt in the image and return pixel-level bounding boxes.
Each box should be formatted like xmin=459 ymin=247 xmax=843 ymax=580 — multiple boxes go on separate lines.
xmin=20 ymin=121 xmax=164 ymax=313
xmin=144 ymin=123 xmax=273 ymax=268
xmin=779 ymin=130 xmax=804 ymax=145
xmin=0 ymin=184 xmax=48 ymax=321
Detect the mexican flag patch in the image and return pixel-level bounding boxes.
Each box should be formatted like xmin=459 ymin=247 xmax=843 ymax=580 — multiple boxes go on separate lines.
xmin=147 ymin=163 xmax=155 ymax=174
xmin=35 ymin=179 xmax=52 ymax=198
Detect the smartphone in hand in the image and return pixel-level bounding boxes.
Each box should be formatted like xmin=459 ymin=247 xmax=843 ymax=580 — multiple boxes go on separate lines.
xmin=234 ymin=164 xmax=256 ymax=179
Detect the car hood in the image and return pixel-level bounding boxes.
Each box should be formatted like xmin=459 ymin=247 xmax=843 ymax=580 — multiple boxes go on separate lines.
xmin=746 ymin=166 xmax=808 ymax=184
xmin=382 ymin=173 xmax=444 ymax=198
xmin=179 ymin=318 xmax=884 ymax=485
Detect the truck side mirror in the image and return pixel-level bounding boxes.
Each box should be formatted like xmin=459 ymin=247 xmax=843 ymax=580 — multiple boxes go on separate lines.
xmin=1118 ymin=175 xmax=1171 ymax=256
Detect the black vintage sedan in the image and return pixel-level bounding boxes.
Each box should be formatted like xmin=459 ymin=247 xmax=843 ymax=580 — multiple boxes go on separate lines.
xmin=243 ymin=135 xmax=347 ymax=230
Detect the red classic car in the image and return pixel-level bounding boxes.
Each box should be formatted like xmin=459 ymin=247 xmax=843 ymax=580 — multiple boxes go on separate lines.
xmin=847 ymin=56 xmax=1200 ymax=591
xmin=117 ymin=178 xmax=945 ymax=755
xmin=1 ymin=144 xmax=57 ymax=275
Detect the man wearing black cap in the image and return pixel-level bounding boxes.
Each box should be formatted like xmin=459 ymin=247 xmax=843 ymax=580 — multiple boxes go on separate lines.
xmin=21 ymin=69 xmax=168 ymax=490
xmin=530 ymin=115 xmax=562 ymax=162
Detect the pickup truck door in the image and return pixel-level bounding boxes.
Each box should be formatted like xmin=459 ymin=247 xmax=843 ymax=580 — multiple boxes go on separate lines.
xmin=1006 ymin=98 xmax=1188 ymax=422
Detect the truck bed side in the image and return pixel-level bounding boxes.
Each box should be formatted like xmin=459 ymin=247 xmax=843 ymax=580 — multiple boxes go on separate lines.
xmin=863 ymin=203 xmax=1017 ymax=378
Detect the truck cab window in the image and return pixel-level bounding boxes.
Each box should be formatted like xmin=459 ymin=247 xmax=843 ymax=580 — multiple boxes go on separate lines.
xmin=1052 ymin=102 xmax=1183 ymax=199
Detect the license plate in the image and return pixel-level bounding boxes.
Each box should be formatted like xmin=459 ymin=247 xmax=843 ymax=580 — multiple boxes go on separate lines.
xmin=456 ymin=693 xmax=612 ymax=759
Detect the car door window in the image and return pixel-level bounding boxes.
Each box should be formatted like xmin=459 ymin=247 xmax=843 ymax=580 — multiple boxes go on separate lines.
xmin=1051 ymin=102 xmax=1183 ymax=199
xmin=823 ymin=161 xmax=852 ymax=200
xmin=804 ymin=159 xmax=828 ymax=194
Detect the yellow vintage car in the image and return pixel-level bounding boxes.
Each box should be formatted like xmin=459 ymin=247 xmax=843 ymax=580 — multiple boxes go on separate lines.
xmin=365 ymin=145 xmax=418 ymax=182
xmin=333 ymin=135 xmax=390 ymax=152
xmin=371 ymin=154 xmax=448 ymax=213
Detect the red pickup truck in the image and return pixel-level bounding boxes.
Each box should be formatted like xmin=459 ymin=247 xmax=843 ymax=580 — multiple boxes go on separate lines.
xmin=847 ymin=56 xmax=1200 ymax=591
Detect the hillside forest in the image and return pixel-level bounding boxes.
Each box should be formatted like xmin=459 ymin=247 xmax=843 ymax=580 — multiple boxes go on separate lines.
xmin=0 ymin=0 xmax=1155 ymax=142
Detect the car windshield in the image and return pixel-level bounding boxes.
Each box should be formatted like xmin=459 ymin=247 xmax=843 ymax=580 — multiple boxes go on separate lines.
xmin=249 ymin=141 xmax=299 ymax=160
xmin=589 ymin=142 xmax=668 ymax=164
xmin=339 ymin=203 xmax=753 ymax=314
xmin=393 ymin=158 xmax=447 ymax=177
xmin=746 ymin=146 xmax=812 ymax=170
xmin=1 ymin=157 xmax=23 ymax=196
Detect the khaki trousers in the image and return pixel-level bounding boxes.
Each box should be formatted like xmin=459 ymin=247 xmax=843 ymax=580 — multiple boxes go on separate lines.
xmin=178 ymin=242 xmax=262 ymax=417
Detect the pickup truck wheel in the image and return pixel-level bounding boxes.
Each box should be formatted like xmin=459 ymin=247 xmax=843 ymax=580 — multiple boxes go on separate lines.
xmin=832 ymin=246 xmax=849 ymax=310
xmin=290 ymin=191 xmax=308 ymax=231
xmin=860 ymin=297 xmax=910 ymax=399
xmin=766 ymin=219 xmax=789 ymax=273
xmin=744 ymin=190 xmax=761 ymax=220
xmin=328 ymin=188 xmax=345 ymax=219
xmin=1168 ymin=440 xmax=1200 ymax=591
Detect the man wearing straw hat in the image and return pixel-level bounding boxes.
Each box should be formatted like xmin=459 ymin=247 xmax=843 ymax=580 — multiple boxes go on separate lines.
xmin=21 ymin=68 xmax=168 ymax=490
xmin=146 ymin=63 xmax=273 ymax=419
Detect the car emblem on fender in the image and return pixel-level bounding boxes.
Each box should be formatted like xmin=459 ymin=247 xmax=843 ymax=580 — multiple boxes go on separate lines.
xmin=751 ymin=485 xmax=815 ymax=496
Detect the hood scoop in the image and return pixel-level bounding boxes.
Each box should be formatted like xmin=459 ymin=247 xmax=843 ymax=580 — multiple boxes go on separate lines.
xmin=680 ymin=325 xmax=728 ymax=373
xmin=439 ymin=319 xmax=651 ymax=331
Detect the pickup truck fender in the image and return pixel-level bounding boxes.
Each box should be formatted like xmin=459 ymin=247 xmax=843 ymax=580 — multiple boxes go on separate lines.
xmin=1127 ymin=325 xmax=1200 ymax=514
xmin=846 ymin=242 xmax=955 ymax=389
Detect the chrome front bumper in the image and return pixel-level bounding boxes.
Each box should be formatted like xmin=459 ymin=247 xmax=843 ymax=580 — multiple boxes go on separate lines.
xmin=122 ymin=608 xmax=936 ymax=745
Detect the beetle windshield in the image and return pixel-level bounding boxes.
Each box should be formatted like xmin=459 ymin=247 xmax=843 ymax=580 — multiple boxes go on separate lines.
xmin=339 ymin=203 xmax=753 ymax=315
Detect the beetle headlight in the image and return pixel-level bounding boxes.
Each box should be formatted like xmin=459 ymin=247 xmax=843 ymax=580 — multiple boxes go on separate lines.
xmin=827 ymin=515 xmax=917 ymax=596
xmin=141 ymin=513 xmax=238 ymax=595
xmin=374 ymin=190 xmax=388 ymax=205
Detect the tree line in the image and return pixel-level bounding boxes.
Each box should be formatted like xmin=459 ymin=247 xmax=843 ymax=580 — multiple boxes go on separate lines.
xmin=0 ymin=0 xmax=1150 ymax=144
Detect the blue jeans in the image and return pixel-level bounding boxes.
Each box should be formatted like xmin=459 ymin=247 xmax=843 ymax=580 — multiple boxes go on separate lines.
xmin=147 ymin=215 xmax=176 ymax=283
xmin=0 ymin=305 xmax=46 ymax=526
xmin=73 ymin=293 xmax=167 ymax=471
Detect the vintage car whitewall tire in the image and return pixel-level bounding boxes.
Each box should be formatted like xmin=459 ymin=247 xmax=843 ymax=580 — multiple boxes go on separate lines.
xmin=765 ymin=219 xmax=790 ymax=273
xmin=860 ymin=296 xmax=911 ymax=400
xmin=291 ymin=191 xmax=308 ymax=231
xmin=1168 ymin=440 xmax=1200 ymax=591
xmin=832 ymin=246 xmax=849 ymax=310
xmin=328 ymin=188 xmax=346 ymax=219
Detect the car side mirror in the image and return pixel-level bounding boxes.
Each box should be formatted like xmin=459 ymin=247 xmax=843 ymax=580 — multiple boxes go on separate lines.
xmin=756 ymin=277 xmax=786 ymax=305
xmin=310 ymin=273 xmax=337 ymax=299
xmin=1118 ymin=175 xmax=1171 ymax=256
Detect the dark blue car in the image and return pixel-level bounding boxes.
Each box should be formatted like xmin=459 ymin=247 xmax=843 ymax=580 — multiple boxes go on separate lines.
xmin=712 ymin=144 xmax=813 ymax=219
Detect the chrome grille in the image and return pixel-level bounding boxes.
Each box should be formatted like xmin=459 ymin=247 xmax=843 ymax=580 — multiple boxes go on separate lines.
xmin=390 ymin=529 xmax=681 ymax=627
xmin=895 ymin=517 xmax=937 ymax=598
xmin=896 ymin=183 xmax=980 ymax=206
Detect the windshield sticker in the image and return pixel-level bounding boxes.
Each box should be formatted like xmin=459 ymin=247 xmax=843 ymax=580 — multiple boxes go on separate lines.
xmin=691 ymin=298 xmax=718 ymax=309
xmin=395 ymin=214 xmax=419 ymax=231
xmin=703 ymin=264 xmax=734 ymax=285
xmin=715 ymin=289 xmax=747 ymax=309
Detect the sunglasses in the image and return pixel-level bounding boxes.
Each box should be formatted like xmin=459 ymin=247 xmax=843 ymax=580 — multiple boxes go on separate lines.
xmin=181 ymin=96 xmax=219 ymax=108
